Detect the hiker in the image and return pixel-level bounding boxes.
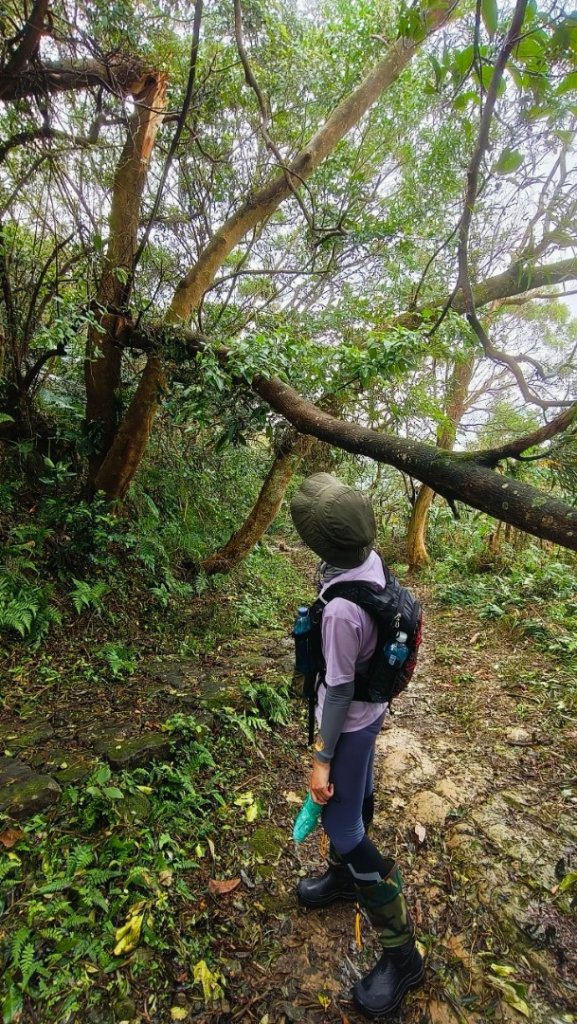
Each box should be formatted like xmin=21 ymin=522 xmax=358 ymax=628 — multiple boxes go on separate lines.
xmin=290 ymin=473 xmax=424 ymax=1019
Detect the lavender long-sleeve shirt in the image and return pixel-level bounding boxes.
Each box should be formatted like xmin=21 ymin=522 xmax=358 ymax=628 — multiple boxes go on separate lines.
xmin=316 ymin=550 xmax=387 ymax=733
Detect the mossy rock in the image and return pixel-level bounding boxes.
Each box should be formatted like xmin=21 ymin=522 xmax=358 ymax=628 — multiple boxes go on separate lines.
xmin=113 ymin=996 xmax=137 ymax=1021
xmin=0 ymin=719 xmax=54 ymax=751
xmin=249 ymin=825 xmax=285 ymax=863
xmin=117 ymin=791 xmax=152 ymax=822
xmin=0 ymin=757 xmax=61 ymax=818
xmin=94 ymin=732 xmax=174 ymax=769
xmin=54 ymin=760 xmax=97 ymax=786
xmin=197 ymin=674 xmax=243 ymax=709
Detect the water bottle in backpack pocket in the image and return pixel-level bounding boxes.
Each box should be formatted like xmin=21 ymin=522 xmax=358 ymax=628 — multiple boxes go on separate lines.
xmin=292 ymin=605 xmax=315 ymax=698
xmin=383 ymin=631 xmax=409 ymax=669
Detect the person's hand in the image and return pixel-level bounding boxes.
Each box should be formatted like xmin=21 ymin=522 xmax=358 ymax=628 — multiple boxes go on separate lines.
xmin=309 ymin=759 xmax=334 ymax=805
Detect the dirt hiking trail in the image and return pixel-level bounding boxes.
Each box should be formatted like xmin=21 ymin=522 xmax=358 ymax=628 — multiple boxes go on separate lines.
xmin=203 ymin=582 xmax=577 ymax=1024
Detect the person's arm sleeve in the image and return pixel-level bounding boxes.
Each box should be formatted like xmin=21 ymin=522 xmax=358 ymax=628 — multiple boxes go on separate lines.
xmin=313 ymin=680 xmax=354 ymax=762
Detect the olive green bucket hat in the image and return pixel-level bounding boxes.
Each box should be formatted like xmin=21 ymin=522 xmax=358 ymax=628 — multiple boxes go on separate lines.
xmin=290 ymin=473 xmax=376 ymax=569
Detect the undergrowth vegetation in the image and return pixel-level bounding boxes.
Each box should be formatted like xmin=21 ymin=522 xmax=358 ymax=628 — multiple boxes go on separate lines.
xmin=0 ymin=441 xmax=300 ymax=663
xmin=1 ymin=703 xmax=291 ymax=1023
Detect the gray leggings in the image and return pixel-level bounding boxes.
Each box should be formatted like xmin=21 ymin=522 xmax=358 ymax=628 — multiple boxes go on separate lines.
xmin=321 ymin=712 xmax=386 ymax=856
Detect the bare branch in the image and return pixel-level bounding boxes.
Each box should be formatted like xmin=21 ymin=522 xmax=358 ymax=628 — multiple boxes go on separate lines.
xmin=0 ymin=55 xmax=149 ymax=102
xmin=22 ymin=343 xmax=66 ymax=392
xmin=232 ymin=0 xmax=314 ymax=230
xmin=456 ymin=0 xmax=529 ymax=310
xmin=134 ymin=0 xmax=204 ymax=271
xmin=476 ymin=403 xmax=577 ymax=464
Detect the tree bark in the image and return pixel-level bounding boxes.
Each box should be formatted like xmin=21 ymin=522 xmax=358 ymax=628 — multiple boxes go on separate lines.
xmin=0 ymin=0 xmax=50 ymax=100
xmin=85 ymin=71 xmax=167 ymax=489
xmin=201 ymin=432 xmax=314 ymax=575
xmin=0 ymin=55 xmax=148 ymax=102
xmin=407 ymin=351 xmax=475 ymax=566
xmin=93 ymin=355 xmax=166 ymax=500
xmin=406 ymin=488 xmax=432 ymax=566
xmin=253 ymin=374 xmax=577 ymax=552
xmin=394 ymin=256 xmax=577 ymax=332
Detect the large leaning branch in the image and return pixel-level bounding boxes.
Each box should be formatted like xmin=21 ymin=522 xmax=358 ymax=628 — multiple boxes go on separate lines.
xmin=252 ymin=374 xmax=577 ymax=551
xmin=0 ymin=55 xmax=149 ymax=102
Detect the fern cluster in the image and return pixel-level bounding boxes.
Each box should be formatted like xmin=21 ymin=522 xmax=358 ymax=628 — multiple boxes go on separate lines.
xmin=240 ymin=679 xmax=291 ymax=726
xmin=0 ymin=569 xmax=61 ymax=643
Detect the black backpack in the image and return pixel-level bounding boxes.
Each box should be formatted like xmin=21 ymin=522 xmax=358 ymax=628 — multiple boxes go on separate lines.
xmin=294 ymin=563 xmax=422 ymax=743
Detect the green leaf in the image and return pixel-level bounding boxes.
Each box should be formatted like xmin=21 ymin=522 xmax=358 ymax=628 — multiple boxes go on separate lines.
xmin=0 ymin=413 xmax=14 ymax=424
xmin=558 ymin=870 xmax=577 ymax=892
xmin=481 ymin=0 xmax=498 ymax=38
xmin=454 ymin=90 xmax=479 ymax=110
xmin=490 ymin=963 xmax=516 ymax=977
xmin=488 ymin=976 xmax=531 ymax=1017
xmin=514 ymin=34 xmax=546 ymax=67
xmin=103 ymin=787 xmax=124 ymax=800
xmin=475 ymin=64 xmax=506 ymax=94
xmin=245 ymin=802 xmax=259 ymax=822
xmin=522 ymin=0 xmax=538 ymax=24
xmin=453 ymin=44 xmax=475 ymax=77
xmin=429 ymin=54 xmax=444 ymax=89
xmin=494 ymin=148 xmax=524 ymax=174
xmin=556 ymin=71 xmax=577 ymax=95
xmin=93 ymin=765 xmax=112 ymax=786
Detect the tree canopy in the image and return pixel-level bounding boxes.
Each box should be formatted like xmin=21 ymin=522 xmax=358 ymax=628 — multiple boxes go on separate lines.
xmin=1 ymin=0 xmax=577 ymax=560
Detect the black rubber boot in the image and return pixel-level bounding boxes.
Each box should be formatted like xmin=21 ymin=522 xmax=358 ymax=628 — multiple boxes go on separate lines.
xmin=352 ymin=937 xmax=424 ymax=1018
xmin=297 ymin=855 xmax=356 ymax=907
xmin=297 ymin=797 xmax=374 ymax=909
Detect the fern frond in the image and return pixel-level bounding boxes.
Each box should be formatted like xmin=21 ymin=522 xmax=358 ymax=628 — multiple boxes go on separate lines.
xmin=10 ymin=926 xmax=32 ymax=965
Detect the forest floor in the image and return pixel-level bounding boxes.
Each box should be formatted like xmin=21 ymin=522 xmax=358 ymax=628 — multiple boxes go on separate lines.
xmin=1 ymin=549 xmax=577 ymax=1024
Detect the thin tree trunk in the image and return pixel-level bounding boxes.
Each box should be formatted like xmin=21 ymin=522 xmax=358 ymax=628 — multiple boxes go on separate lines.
xmin=97 ymin=2 xmax=457 ymax=501
xmin=201 ymin=432 xmax=314 ymax=575
xmin=0 ymin=0 xmax=50 ymax=100
xmin=406 ymin=487 xmax=433 ymax=566
xmin=85 ymin=71 xmax=167 ymax=490
xmin=407 ymin=352 xmax=475 ymax=566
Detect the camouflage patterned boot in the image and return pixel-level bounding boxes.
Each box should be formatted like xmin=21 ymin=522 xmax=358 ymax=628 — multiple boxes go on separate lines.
xmin=352 ymin=861 xmax=424 ymax=1018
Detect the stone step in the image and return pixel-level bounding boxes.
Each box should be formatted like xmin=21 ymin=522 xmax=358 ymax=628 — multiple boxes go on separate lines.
xmin=0 ymin=756 xmax=61 ymax=819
